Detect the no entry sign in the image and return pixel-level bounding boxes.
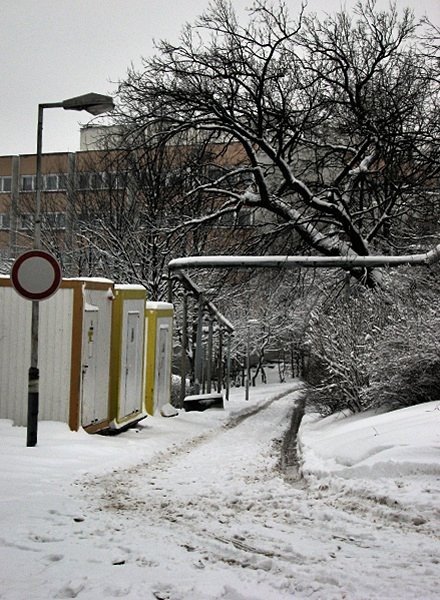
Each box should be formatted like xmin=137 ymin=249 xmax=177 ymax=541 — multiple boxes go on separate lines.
xmin=11 ymin=250 xmax=62 ymax=301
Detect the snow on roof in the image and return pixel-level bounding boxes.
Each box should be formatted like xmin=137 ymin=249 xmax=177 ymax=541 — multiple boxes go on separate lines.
xmin=115 ymin=284 xmax=146 ymax=292
xmin=64 ymin=276 xmax=114 ymax=284
xmin=146 ymin=301 xmax=173 ymax=310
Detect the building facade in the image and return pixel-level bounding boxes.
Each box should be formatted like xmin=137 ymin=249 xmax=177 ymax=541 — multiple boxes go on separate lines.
xmin=0 ymin=149 xmax=121 ymax=268
xmin=0 ymin=133 xmax=259 ymax=279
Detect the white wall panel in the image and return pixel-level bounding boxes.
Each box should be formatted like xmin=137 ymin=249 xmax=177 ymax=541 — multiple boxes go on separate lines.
xmin=0 ymin=287 xmax=75 ymax=426
xmin=153 ymin=316 xmax=173 ymax=413
xmin=0 ymin=287 xmax=31 ymax=426
xmin=39 ymin=290 xmax=74 ymax=423
xmin=0 ymin=279 xmax=114 ymax=430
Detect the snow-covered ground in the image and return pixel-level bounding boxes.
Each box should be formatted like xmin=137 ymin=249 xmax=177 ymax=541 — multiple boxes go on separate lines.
xmin=0 ymin=381 xmax=439 ymax=599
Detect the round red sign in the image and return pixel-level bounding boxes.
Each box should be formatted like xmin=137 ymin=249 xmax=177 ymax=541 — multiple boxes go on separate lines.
xmin=11 ymin=250 xmax=62 ymax=301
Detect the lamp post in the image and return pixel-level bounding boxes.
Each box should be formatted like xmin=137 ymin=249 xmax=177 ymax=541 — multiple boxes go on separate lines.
xmin=27 ymin=93 xmax=114 ymax=447
xmin=245 ymin=319 xmax=259 ymax=401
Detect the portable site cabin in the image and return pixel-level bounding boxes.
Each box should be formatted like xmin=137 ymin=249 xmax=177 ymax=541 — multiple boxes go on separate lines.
xmin=144 ymin=301 xmax=174 ymax=415
xmin=0 ymin=276 xmax=114 ymax=432
xmin=108 ymin=284 xmax=148 ymax=430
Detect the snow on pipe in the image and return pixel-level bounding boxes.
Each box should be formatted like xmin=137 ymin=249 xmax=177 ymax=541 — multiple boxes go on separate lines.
xmin=168 ymin=244 xmax=440 ymax=271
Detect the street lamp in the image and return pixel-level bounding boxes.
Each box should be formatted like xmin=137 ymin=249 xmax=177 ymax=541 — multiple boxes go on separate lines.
xmin=34 ymin=93 xmax=114 ymax=248
xmin=27 ymin=92 xmax=114 ymax=447
xmin=245 ymin=319 xmax=259 ymax=401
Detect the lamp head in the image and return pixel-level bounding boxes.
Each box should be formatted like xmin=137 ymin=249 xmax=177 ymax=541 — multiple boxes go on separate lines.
xmin=62 ymin=93 xmax=115 ymax=115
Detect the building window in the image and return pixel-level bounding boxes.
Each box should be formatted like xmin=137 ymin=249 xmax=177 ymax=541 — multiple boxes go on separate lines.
xmin=108 ymin=172 xmax=127 ymax=189
xmin=216 ymin=212 xmax=235 ymax=227
xmin=44 ymin=174 xmax=59 ymax=191
xmin=21 ymin=175 xmax=35 ymax=192
xmin=237 ymin=209 xmax=253 ymax=227
xmin=58 ymin=174 xmax=68 ymax=190
xmin=0 ymin=176 xmax=12 ymax=193
xmin=42 ymin=173 xmax=68 ymax=191
xmin=77 ymin=172 xmax=91 ymax=190
xmin=19 ymin=213 xmax=34 ymax=230
xmin=0 ymin=213 xmax=10 ymax=229
xmin=43 ymin=212 xmax=66 ymax=230
xmin=90 ymin=172 xmax=106 ymax=190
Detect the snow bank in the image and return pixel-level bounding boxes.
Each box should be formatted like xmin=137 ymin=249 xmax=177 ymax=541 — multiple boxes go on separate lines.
xmin=298 ymin=401 xmax=440 ymax=523
xmin=299 ymin=401 xmax=440 ymax=475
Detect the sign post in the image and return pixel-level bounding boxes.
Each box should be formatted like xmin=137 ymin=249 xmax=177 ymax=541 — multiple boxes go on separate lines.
xmin=11 ymin=250 xmax=62 ymax=446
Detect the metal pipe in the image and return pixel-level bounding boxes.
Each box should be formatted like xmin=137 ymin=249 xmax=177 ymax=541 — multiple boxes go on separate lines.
xmin=217 ymin=327 xmax=223 ymax=394
xmin=245 ymin=324 xmax=250 ymax=401
xmin=168 ymin=249 xmax=440 ymax=271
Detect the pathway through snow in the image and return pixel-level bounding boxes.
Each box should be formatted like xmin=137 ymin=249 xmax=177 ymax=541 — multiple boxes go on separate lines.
xmin=4 ymin=388 xmax=437 ymax=599
xmin=74 ymin=390 xmax=437 ymax=599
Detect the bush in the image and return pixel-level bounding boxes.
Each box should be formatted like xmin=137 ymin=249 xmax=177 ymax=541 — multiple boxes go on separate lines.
xmin=304 ymin=288 xmax=381 ymax=414
xmin=303 ymin=265 xmax=440 ymax=414
xmin=364 ymin=287 xmax=440 ymax=408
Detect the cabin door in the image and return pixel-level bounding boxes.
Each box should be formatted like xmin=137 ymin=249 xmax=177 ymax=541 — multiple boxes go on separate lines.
xmin=154 ymin=322 xmax=171 ymax=412
xmin=121 ymin=310 xmax=142 ymax=417
xmin=81 ymin=307 xmax=100 ymax=427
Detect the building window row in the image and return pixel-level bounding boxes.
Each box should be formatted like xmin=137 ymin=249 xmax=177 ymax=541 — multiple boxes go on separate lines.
xmin=1 ymin=172 xmax=127 ymax=193
xmin=215 ymin=209 xmax=255 ymax=228
xmin=0 ymin=212 xmax=66 ymax=230
xmin=20 ymin=173 xmax=68 ymax=192
xmin=76 ymin=171 xmax=127 ymax=191
xmin=43 ymin=212 xmax=67 ymax=229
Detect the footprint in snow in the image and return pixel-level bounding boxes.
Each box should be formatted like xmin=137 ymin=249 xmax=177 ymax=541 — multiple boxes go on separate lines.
xmin=54 ymin=578 xmax=87 ymax=598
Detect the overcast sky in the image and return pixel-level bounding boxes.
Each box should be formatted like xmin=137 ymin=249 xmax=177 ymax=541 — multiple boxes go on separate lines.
xmin=0 ymin=0 xmax=438 ymax=157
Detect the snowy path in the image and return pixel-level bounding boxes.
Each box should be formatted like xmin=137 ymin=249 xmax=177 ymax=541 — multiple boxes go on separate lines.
xmin=78 ymin=391 xmax=437 ymax=598
xmin=2 ymin=389 xmax=438 ymax=599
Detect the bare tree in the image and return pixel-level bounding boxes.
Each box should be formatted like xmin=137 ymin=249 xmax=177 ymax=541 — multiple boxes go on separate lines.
xmin=64 ymin=137 xmax=238 ymax=299
xmin=115 ymin=0 xmax=439 ymax=287
xmin=210 ymin=266 xmax=321 ymax=384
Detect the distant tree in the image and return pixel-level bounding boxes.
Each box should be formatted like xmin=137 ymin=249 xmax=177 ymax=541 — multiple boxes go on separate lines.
xmin=211 ymin=266 xmax=319 ymax=384
xmin=115 ymin=0 xmax=439 ymax=288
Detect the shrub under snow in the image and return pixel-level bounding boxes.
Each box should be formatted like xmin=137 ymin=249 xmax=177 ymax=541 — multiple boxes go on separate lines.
xmin=303 ymin=265 xmax=440 ymax=414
